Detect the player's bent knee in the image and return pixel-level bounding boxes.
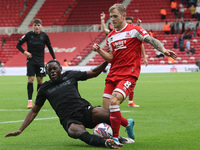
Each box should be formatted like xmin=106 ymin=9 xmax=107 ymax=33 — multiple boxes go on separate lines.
xmin=68 ymin=123 xmax=86 ymax=139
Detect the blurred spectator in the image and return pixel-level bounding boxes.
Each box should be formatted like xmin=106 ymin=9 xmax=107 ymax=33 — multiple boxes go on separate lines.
xmin=171 ymin=0 xmax=178 ymax=12
xmin=173 ymin=36 xmax=178 ymax=48
xmin=0 ymin=60 xmax=1 ymax=67
xmin=179 ymin=34 xmax=185 ymax=51
xmin=196 ymin=21 xmax=199 ymax=30
xmin=195 ymin=4 xmax=200 ymax=21
xmin=192 ymin=28 xmax=196 ymax=36
xmin=176 ymin=20 xmax=180 ymax=34
xmin=168 ymin=57 xmax=175 ymax=64
xmin=160 ymin=8 xmax=167 ymax=20
xmin=190 ymin=46 xmax=195 ymax=54
xmin=149 ymin=29 xmax=155 ymax=37
xmin=171 ymin=22 xmax=175 ymax=34
xmin=63 ymin=59 xmax=69 ymax=67
xmin=179 ymin=4 xmax=187 ymax=18
xmin=108 ymin=23 xmax=113 ymax=32
xmin=197 ymin=27 xmax=200 ymax=36
xmin=184 ymin=28 xmax=192 ymax=39
xmin=188 ymin=0 xmax=196 ymax=7
xmin=181 ymin=19 xmax=185 ymax=33
xmin=174 ymin=7 xmax=179 ymax=19
xmin=163 ymin=21 xmax=170 ymax=34
xmin=189 ymin=5 xmax=196 ymax=18
xmin=186 ymin=39 xmax=191 ymax=52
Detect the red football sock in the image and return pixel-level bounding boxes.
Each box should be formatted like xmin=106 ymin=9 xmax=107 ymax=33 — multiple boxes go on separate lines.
xmin=109 ymin=105 xmax=121 ymax=138
xmin=128 ymin=91 xmax=134 ymax=102
xmin=121 ymin=116 xmax=128 ymax=127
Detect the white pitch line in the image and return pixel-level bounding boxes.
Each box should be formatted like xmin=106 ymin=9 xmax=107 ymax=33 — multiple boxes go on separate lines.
xmin=0 ymin=110 xmax=130 ymax=124
xmin=0 ymin=109 xmax=130 ymax=112
xmin=0 ymin=109 xmax=49 ymax=112
xmin=0 ymin=117 xmax=58 ymax=124
xmin=121 ymin=111 xmax=131 ymax=113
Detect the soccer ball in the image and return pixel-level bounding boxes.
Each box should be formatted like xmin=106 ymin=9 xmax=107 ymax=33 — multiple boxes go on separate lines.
xmin=93 ymin=123 xmax=113 ymax=139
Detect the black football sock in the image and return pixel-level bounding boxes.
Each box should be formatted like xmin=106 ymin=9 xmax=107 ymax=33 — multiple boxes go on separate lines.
xmin=27 ymin=83 xmax=33 ymax=100
xmin=79 ymin=132 xmax=106 ymax=147
xmin=37 ymin=84 xmax=42 ymax=91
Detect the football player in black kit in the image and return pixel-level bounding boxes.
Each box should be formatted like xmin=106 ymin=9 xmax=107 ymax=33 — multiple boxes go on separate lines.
xmin=5 ymin=60 xmax=124 ymax=149
xmin=16 ymin=19 xmax=56 ymax=109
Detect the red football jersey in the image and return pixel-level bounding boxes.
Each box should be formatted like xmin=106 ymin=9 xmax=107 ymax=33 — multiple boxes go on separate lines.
xmin=106 ymin=23 xmax=149 ymax=79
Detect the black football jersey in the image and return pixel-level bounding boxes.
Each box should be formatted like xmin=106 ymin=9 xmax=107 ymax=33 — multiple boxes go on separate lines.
xmin=17 ymin=31 xmax=56 ymax=64
xmin=35 ymin=70 xmax=91 ymax=124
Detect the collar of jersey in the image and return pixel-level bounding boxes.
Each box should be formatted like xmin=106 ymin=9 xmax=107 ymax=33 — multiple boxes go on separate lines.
xmin=115 ymin=23 xmax=128 ymax=32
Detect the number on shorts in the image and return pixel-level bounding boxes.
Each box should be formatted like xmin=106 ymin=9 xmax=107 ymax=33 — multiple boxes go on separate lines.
xmin=40 ymin=67 xmax=46 ymax=73
xmin=124 ymin=81 xmax=131 ymax=89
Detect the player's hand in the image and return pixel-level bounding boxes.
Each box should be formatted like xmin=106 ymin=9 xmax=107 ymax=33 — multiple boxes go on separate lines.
xmin=163 ymin=49 xmax=177 ymax=59
xmin=137 ymin=18 xmax=142 ymax=26
xmin=93 ymin=43 xmax=101 ymax=52
xmin=100 ymin=12 xmax=106 ymax=21
xmin=5 ymin=130 xmax=22 ymax=137
xmin=144 ymin=59 xmax=148 ymax=67
xmin=24 ymin=51 xmax=32 ymax=58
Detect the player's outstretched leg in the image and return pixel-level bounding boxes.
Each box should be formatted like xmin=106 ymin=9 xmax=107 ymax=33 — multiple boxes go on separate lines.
xmin=125 ymin=119 xmax=135 ymax=140
xmin=105 ymin=139 xmax=123 ymax=149
xmin=118 ymin=136 xmax=135 ymax=144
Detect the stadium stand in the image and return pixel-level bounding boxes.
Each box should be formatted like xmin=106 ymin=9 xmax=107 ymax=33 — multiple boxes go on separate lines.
xmin=126 ymin=0 xmax=197 ymax=23
xmin=0 ymin=0 xmax=200 ymax=67
xmin=31 ymin=0 xmax=77 ymax=26
xmin=0 ymin=34 xmax=23 ymax=64
xmin=65 ymin=0 xmax=122 ymax=25
xmin=0 ymin=0 xmax=36 ymax=27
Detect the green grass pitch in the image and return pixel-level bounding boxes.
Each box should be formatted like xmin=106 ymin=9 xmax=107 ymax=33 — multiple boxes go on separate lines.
xmin=0 ymin=72 xmax=200 ymax=150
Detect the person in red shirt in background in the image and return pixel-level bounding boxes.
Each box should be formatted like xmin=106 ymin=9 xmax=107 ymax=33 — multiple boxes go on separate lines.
xmin=94 ymin=3 xmax=177 ymax=144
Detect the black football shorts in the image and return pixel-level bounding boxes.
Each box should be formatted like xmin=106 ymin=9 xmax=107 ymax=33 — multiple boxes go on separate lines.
xmin=62 ymin=105 xmax=98 ymax=133
xmin=27 ymin=62 xmax=46 ymax=77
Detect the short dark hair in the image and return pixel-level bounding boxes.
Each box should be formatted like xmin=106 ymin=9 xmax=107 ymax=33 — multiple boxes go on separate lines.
xmin=126 ymin=17 xmax=133 ymax=23
xmin=32 ymin=18 xmax=42 ymax=24
xmin=47 ymin=60 xmax=61 ymax=67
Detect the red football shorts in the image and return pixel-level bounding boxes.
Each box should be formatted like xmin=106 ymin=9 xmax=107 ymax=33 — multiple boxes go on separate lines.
xmin=103 ymin=75 xmax=137 ymax=100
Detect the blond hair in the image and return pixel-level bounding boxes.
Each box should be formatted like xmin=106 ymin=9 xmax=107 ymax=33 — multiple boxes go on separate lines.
xmin=109 ymin=3 xmax=126 ymax=15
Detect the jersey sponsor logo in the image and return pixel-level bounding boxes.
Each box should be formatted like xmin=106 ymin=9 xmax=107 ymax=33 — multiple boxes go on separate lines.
xmin=112 ymin=40 xmax=127 ymax=51
xmin=108 ymin=29 xmax=139 ymax=44
xmin=47 ymin=80 xmax=71 ymax=94
xmin=45 ymin=47 xmax=76 ymax=53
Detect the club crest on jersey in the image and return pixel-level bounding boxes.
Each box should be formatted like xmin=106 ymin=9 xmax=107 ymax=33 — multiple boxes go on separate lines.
xmin=125 ymin=31 xmax=131 ymax=38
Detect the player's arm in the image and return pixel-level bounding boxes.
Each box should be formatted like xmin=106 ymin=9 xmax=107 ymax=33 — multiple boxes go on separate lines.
xmin=141 ymin=44 xmax=148 ymax=66
xmin=86 ymin=61 xmax=108 ymax=79
xmin=16 ymin=34 xmax=32 ymax=58
xmin=93 ymin=43 xmax=113 ymax=63
xmin=5 ymin=104 xmax=42 ymax=137
xmin=100 ymin=12 xmax=110 ymax=35
xmin=45 ymin=35 xmax=56 ymax=60
xmin=144 ymin=36 xmax=177 ymax=59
